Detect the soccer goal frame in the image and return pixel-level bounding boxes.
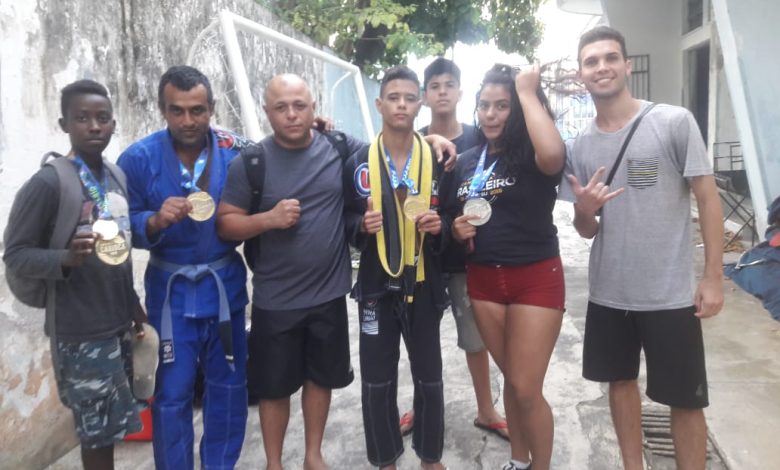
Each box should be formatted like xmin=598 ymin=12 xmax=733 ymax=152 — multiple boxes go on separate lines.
xmin=187 ymin=10 xmax=375 ymax=142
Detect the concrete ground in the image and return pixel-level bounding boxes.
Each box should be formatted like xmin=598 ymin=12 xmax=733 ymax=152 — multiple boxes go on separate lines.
xmin=49 ymin=202 xmax=780 ymax=469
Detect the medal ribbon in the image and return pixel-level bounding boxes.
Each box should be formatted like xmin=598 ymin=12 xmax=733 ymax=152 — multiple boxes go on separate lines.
xmin=71 ymin=155 xmax=111 ymax=219
xmin=180 ymin=148 xmax=208 ymax=192
xmin=467 ymin=145 xmax=497 ymax=199
xmin=369 ymin=132 xmax=432 ymax=301
xmin=383 ymin=145 xmax=418 ymax=194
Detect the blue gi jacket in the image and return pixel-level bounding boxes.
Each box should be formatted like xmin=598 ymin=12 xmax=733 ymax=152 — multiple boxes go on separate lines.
xmin=118 ymin=128 xmax=250 ymax=318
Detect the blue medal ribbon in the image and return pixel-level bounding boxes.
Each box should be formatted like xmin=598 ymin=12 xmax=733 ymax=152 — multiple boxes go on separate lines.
xmin=71 ymin=155 xmax=111 ymax=219
xmin=467 ymin=145 xmax=497 ymax=199
xmin=180 ymin=148 xmax=208 ymax=192
xmin=383 ymin=146 xmax=418 ymax=194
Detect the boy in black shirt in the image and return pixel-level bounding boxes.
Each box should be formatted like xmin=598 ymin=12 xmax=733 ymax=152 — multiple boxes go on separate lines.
xmin=343 ymin=66 xmax=449 ymax=470
xmin=3 ymin=80 xmax=147 ymax=470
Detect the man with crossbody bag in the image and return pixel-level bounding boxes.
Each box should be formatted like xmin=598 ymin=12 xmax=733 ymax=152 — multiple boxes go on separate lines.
xmin=559 ymin=27 xmax=724 ymax=470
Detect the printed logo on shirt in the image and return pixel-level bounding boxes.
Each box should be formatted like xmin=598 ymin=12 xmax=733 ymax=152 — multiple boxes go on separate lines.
xmin=456 ymin=174 xmax=516 ymax=202
xmin=360 ymin=300 xmax=379 ymax=335
xmin=214 ymin=128 xmax=251 ymax=150
xmin=354 ymin=162 xmax=371 ymax=197
xmin=626 ymin=157 xmax=659 ymax=189
xmin=430 ymin=179 xmax=439 ymax=209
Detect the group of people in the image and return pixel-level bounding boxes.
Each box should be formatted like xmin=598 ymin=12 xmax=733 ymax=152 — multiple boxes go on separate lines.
xmin=3 ymin=25 xmax=725 ymax=470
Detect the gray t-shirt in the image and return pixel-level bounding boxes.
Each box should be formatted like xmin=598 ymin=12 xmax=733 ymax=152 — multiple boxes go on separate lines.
xmin=559 ymin=102 xmax=712 ymax=310
xmin=222 ymin=132 xmax=364 ymax=310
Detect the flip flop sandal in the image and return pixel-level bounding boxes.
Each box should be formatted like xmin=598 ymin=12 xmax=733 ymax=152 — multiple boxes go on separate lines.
xmin=473 ymin=418 xmax=510 ymax=441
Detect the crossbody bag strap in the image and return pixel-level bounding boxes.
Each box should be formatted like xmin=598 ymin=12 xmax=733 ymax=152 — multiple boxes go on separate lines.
xmin=604 ymin=103 xmax=657 ymax=186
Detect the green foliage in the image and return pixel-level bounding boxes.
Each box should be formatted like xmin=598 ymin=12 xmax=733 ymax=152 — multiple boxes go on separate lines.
xmin=257 ymin=0 xmax=544 ymax=77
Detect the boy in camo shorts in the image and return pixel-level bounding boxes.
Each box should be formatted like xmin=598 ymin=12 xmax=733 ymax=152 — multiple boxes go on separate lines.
xmin=3 ymin=80 xmax=148 ymax=469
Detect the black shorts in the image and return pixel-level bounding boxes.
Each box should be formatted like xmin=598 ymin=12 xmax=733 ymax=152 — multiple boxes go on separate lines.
xmin=247 ymin=296 xmax=354 ymax=400
xmin=582 ymin=302 xmax=709 ymax=409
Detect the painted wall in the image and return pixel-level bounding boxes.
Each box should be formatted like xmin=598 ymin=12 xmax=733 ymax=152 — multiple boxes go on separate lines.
xmin=601 ymin=0 xmax=684 ymax=106
xmin=0 ymin=0 xmax=364 ymax=467
xmin=714 ymin=0 xmax=780 ymax=231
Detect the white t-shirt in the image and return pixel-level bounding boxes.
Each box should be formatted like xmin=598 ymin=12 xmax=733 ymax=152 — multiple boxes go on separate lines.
xmin=559 ymin=101 xmax=712 ymax=311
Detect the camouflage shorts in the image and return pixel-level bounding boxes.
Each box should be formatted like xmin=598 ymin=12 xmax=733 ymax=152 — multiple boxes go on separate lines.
xmin=56 ymin=334 xmax=142 ymax=449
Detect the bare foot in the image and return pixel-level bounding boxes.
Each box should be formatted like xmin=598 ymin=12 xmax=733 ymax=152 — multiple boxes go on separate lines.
xmin=474 ymin=414 xmax=510 ymax=441
xmin=303 ymin=455 xmax=329 ymax=470
xmin=420 ymin=462 xmax=446 ymax=470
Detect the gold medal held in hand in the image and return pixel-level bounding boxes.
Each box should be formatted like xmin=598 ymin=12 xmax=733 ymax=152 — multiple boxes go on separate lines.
xmin=187 ymin=191 xmax=215 ymax=222
xmin=95 ymin=235 xmax=130 ymax=265
xmin=403 ymin=194 xmax=429 ymax=220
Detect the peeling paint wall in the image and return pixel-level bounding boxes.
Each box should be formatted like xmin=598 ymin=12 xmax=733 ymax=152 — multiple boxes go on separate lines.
xmin=0 ymin=1 xmax=331 ymax=467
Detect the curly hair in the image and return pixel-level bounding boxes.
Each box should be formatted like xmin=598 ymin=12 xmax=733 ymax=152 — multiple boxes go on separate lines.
xmin=473 ymin=64 xmax=554 ymax=175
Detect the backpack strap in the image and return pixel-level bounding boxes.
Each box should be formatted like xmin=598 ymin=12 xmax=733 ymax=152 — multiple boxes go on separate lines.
xmin=322 ymin=130 xmax=350 ymax=164
xmin=241 ymin=144 xmax=268 ymax=270
xmin=40 ymin=153 xmax=83 ymax=382
xmin=44 ymin=155 xmax=84 ymax=250
xmin=241 ymin=143 xmax=268 ymax=216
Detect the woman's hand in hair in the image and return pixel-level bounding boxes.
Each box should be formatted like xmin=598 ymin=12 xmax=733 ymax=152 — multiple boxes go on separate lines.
xmin=514 ymin=64 xmax=541 ymax=99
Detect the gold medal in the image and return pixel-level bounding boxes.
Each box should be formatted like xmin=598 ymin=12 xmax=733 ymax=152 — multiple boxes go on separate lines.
xmin=187 ymin=191 xmax=215 ymax=222
xmin=95 ymin=235 xmax=130 ymax=265
xmin=403 ymin=194 xmax=429 ymax=220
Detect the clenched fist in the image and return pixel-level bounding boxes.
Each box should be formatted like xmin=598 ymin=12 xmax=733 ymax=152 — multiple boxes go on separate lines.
xmin=270 ymin=198 xmax=301 ymax=229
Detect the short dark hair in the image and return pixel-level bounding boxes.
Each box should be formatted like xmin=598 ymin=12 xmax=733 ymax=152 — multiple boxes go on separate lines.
xmin=474 ymin=64 xmax=554 ymax=175
xmin=577 ymin=25 xmax=628 ymax=65
xmin=380 ymin=65 xmax=420 ymax=97
xmin=60 ymin=79 xmax=110 ymax=118
xmin=423 ymin=57 xmax=461 ymax=90
xmin=157 ymin=65 xmax=214 ymax=111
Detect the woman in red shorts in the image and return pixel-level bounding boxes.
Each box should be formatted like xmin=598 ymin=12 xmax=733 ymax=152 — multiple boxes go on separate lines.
xmin=442 ymin=64 xmax=565 ymax=470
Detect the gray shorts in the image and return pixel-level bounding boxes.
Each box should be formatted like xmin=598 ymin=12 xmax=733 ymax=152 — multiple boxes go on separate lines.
xmin=56 ymin=334 xmax=142 ymax=448
xmin=448 ymin=273 xmax=486 ymax=353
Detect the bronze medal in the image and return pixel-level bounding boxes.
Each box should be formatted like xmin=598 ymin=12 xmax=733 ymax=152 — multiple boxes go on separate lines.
xmin=95 ymin=235 xmax=130 ymax=265
xmin=187 ymin=191 xmax=215 ymax=222
xmin=403 ymin=194 xmax=429 ymax=220
xmin=463 ymin=197 xmax=492 ymax=226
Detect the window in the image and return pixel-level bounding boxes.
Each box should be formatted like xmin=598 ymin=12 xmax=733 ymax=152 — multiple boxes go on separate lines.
xmin=628 ymin=54 xmax=650 ymax=100
xmin=685 ymin=0 xmax=704 ymax=33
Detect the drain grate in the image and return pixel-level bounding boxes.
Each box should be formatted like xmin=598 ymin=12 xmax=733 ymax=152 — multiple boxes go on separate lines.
xmin=641 ymin=407 xmax=713 ymax=460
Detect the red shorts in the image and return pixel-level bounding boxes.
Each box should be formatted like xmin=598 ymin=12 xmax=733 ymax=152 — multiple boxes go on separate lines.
xmin=466 ymin=256 xmax=565 ymax=310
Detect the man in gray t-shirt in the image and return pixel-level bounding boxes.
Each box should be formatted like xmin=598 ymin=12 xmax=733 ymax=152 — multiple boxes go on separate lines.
xmin=559 ymin=26 xmax=724 ymax=470
xmin=217 ymin=74 xmax=362 ymax=470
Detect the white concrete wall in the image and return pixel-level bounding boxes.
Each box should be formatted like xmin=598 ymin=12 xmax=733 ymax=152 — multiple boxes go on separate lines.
xmin=0 ymin=1 xmax=329 ymax=467
xmin=601 ymin=0 xmax=685 ymax=106
xmin=713 ymin=0 xmax=780 ymax=233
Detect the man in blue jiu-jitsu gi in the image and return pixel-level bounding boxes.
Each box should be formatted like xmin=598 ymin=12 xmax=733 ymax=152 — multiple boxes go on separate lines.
xmin=118 ymin=65 xmax=251 ymax=470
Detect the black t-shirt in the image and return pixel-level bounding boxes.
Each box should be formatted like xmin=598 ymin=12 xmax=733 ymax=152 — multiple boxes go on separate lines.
xmin=418 ymin=124 xmax=480 ymax=157
xmin=420 ymin=124 xmax=479 ymax=272
xmin=443 ymin=146 xmax=561 ymax=266
xmin=3 ymin=165 xmax=137 ymax=340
